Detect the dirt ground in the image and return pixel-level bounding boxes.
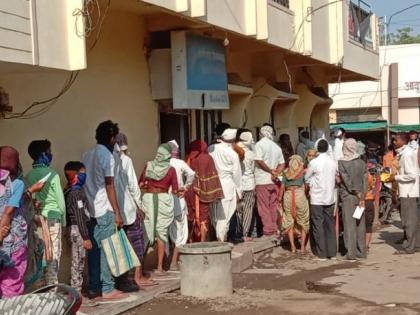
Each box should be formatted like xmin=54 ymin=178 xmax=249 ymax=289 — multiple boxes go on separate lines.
xmin=125 ymin=222 xmax=420 ymax=315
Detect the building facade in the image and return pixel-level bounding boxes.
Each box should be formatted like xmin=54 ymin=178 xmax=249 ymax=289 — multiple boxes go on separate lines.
xmin=330 ymin=44 xmax=420 ymax=125
xmin=0 ymin=0 xmax=380 ymax=281
xmin=0 ymin=0 xmax=379 ymax=172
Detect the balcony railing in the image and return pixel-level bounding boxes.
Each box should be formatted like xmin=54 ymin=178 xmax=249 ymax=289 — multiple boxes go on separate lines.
xmin=270 ymin=0 xmax=289 ymax=9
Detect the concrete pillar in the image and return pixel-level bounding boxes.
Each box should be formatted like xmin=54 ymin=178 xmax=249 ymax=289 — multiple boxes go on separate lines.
xmin=389 ymin=62 xmax=399 ymax=124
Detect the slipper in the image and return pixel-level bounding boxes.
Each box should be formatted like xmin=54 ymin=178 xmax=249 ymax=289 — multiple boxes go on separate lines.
xmin=98 ymin=290 xmax=128 ymax=302
xmin=153 ymin=270 xmax=167 ymax=276
xmin=169 ymin=264 xmax=179 ymax=271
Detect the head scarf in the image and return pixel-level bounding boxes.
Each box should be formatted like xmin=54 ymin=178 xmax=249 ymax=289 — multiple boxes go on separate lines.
xmin=0 ymin=146 xmax=20 ymax=180
xmin=357 ymin=141 xmax=366 ymax=156
xmin=284 ymin=155 xmax=305 ymax=180
xmin=221 ymin=128 xmax=237 ymax=142
xmin=188 ymin=140 xmax=208 ymax=163
xmin=115 ymin=133 xmax=128 ymax=151
xmin=186 ymin=140 xmax=224 ymax=203
xmin=260 ymin=125 xmax=274 ymax=141
xmin=0 ymin=169 xmax=10 ymax=196
xmin=145 ymin=143 xmax=172 ymax=181
xmin=341 ymin=138 xmax=360 ymax=161
xmin=305 ymin=148 xmax=317 ymax=166
xmin=314 ymin=138 xmax=334 ymax=159
xmin=168 ymin=140 xmax=180 ymax=159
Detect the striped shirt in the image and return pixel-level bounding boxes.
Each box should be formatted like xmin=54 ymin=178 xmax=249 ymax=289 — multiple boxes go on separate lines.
xmin=64 ymin=188 xmax=90 ymax=240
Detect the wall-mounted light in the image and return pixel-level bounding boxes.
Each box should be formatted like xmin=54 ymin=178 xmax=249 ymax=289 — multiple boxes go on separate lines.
xmin=223 ymin=33 xmax=229 ymax=46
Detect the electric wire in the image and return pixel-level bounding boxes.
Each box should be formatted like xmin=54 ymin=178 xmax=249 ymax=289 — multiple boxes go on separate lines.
xmin=3 ymin=0 xmax=111 ymax=120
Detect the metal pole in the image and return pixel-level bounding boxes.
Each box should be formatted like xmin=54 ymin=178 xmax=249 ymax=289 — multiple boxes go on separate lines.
xmin=384 ymin=15 xmax=387 ymax=46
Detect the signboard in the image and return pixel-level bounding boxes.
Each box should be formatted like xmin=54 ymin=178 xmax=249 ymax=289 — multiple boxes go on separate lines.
xmin=171 ymin=31 xmax=229 ymax=110
xmin=383 ymin=45 xmax=420 ymax=99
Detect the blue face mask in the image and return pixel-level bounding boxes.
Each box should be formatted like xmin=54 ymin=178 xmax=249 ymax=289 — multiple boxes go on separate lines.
xmin=72 ymin=172 xmax=87 ymax=190
xmin=36 ymin=152 xmax=53 ymax=166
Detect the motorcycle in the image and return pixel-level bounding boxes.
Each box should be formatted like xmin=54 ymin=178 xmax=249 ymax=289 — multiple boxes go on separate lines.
xmin=0 ymin=284 xmax=81 ymax=315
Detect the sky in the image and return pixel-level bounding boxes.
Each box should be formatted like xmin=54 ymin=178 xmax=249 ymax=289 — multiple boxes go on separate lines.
xmin=367 ymin=0 xmax=420 ymax=35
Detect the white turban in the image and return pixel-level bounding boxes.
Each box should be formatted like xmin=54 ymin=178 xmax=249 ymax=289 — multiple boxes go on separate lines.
xmin=239 ymin=131 xmax=254 ymax=147
xmin=221 ymin=128 xmax=237 ymax=141
xmin=260 ymin=125 xmax=274 ymax=140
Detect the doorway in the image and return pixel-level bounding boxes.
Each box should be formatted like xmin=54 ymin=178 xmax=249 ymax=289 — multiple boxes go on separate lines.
xmin=159 ymin=111 xmax=189 ymax=159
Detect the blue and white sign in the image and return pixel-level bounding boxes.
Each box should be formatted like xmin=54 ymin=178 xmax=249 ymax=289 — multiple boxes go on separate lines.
xmin=172 ymin=31 xmax=229 ymax=109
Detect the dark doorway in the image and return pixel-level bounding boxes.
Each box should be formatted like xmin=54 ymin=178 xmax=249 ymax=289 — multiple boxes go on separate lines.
xmin=160 ymin=112 xmax=189 ymax=159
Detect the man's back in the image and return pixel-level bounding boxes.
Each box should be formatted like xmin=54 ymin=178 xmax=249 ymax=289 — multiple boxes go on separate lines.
xmin=254 ymin=137 xmax=284 ymax=185
xmin=306 ymin=153 xmax=337 ymax=205
xmin=396 ymin=145 xmax=420 ymax=198
xmin=210 ymin=142 xmax=242 ymax=199
xmin=82 ymin=144 xmax=115 ymax=218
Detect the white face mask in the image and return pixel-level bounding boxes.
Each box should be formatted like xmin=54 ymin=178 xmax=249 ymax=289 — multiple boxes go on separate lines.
xmin=114 ymin=143 xmax=121 ymax=153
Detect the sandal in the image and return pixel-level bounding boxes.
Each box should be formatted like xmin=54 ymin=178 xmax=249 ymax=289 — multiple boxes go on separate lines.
xmin=97 ymin=290 xmax=128 ymax=302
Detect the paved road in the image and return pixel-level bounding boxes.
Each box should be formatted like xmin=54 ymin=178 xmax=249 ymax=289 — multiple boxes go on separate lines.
xmin=125 ymin=221 xmax=420 ymax=315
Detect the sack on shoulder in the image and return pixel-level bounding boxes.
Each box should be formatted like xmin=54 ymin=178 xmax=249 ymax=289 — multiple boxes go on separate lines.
xmin=101 ymin=228 xmax=140 ymax=277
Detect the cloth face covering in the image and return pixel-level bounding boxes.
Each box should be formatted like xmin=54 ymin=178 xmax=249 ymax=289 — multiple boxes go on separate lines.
xmin=145 ymin=143 xmax=172 ymax=181
xmin=35 ymin=152 xmax=52 ymax=166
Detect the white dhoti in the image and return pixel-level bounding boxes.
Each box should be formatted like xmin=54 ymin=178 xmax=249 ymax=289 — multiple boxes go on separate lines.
xmin=209 ymin=142 xmax=243 ymax=241
xmin=169 ymin=196 xmax=189 ymax=247
xmin=211 ymin=196 xmax=237 ymax=242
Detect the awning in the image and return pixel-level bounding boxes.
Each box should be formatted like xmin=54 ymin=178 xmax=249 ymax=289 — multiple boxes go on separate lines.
xmin=330 ymin=120 xmax=387 ymax=132
xmin=389 ymin=124 xmax=420 ymax=133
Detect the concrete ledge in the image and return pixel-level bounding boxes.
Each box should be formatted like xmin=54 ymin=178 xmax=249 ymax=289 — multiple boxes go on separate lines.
xmin=231 ymin=236 xmax=279 ymax=273
xmin=79 ymin=237 xmax=278 ymax=315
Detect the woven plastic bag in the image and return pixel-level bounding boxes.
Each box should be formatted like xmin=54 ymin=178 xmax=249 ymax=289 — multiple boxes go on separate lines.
xmin=101 ymin=228 xmax=140 ymax=277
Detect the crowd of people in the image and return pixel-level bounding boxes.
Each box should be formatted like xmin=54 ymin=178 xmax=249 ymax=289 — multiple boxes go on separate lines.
xmin=0 ymin=120 xmax=418 ymax=305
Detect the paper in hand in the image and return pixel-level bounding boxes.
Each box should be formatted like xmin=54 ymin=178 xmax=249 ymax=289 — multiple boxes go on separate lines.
xmin=353 ymin=206 xmax=365 ymax=220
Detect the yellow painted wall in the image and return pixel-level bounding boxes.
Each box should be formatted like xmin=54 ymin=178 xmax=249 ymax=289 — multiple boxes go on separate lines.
xmin=0 ymin=9 xmax=159 ymax=179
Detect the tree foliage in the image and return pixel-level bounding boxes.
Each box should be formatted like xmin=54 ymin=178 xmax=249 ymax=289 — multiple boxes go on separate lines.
xmin=381 ymin=27 xmax=420 ymax=45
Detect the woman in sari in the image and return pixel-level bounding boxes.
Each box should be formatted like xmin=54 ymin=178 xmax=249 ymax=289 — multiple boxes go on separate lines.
xmin=139 ymin=143 xmax=178 ymax=273
xmin=0 ymin=146 xmax=43 ymax=297
xmin=185 ymin=140 xmax=224 ymax=242
xmin=278 ymin=155 xmax=310 ymax=253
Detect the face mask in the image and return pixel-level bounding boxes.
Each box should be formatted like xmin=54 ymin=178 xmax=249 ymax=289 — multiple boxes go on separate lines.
xmin=76 ymin=172 xmax=87 ymax=187
xmin=36 ymin=152 xmax=53 ymax=166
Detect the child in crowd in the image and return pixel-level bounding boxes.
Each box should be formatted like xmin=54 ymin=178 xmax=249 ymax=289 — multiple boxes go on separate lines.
xmin=365 ymin=162 xmax=379 ymax=252
xmin=26 ymin=140 xmax=66 ymax=286
xmin=64 ymin=161 xmax=96 ymax=307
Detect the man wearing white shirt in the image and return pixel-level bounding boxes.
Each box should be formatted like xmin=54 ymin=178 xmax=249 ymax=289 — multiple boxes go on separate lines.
xmin=333 ymin=128 xmax=345 ymax=161
xmin=83 ymin=120 xmax=127 ymax=301
xmin=389 ymin=133 xmax=419 ymax=255
xmin=210 ymin=128 xmax=242 ymax=241
xmin=305 ymin=139 xmax=338 ymax=260
xmin=254 ymin=125 xmax=285 ymax=237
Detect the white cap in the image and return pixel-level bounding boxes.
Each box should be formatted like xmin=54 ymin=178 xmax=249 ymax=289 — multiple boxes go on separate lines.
xmin=239 ymin=131 xmax=253 ymax=145
xmin=221 ymin=128 xmax=237 ymax=141
xmin=168 ymin=139 xmax=179 ymax=150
